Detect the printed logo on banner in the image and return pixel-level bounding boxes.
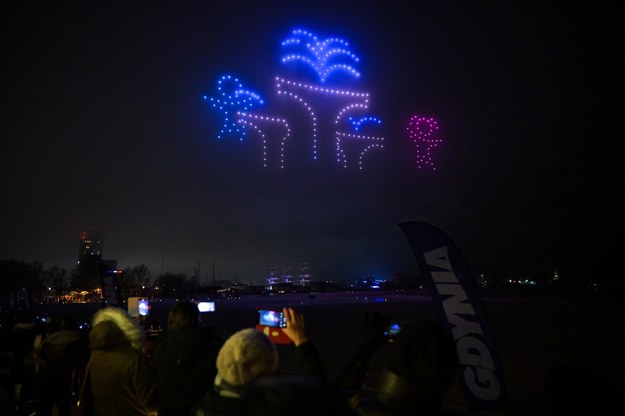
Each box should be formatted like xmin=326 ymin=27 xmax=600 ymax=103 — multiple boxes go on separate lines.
xmin=399 ymin=221 xmax=507 ymax=412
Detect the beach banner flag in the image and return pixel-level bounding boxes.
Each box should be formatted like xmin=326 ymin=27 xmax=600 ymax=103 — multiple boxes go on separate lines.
xmin=97 ymin=263 xmax=123 ymax=308
xmin=399 ymin=221 xmax=507 ymax=412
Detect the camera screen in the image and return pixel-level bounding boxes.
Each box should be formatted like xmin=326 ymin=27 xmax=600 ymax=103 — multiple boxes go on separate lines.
xmin=138 ymin=299 xmax=149 ymax=316
xmin=257 ymin=309 xmax=287 ymax=328
xmin=197 ymin=301 xmax=216 ymax=312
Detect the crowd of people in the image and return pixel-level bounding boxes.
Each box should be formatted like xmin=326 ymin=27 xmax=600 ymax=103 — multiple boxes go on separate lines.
xmin=0 ymin=300 xmax=622 ymax=415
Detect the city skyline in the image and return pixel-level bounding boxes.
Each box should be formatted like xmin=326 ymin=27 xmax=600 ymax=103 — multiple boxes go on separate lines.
xmin=74 ymin=226 xmax=377 ymax=284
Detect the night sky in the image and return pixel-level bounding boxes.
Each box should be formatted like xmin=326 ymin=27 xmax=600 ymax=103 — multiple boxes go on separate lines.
xmin=1 ymin=2 xmax=617 ymax=284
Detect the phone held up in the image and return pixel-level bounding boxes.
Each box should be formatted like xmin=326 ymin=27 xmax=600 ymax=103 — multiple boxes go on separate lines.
xmin=256 ymin=308 xmax=287 ymax=328
xmin=197 ymin=301 xmax=216 ymax=313
xmin=138 ymin=298 xmax=150 ymax=317
xmin=255 ymin=307 xmax=291 ymax=344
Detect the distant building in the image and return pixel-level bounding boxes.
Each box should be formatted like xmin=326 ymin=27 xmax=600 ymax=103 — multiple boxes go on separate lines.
xmin=77 ymin=228 xmax=116 ymax=271
xmin=78 ymin=228 xmax=103 ymax=265
xmin=281 ymin=263 xmax=293 ymax=284
xmin=297 ymin=262 xmax=311 ymax=286
xmin=73 ymin=228 xmax=116 ymax=291
xmin=390 ymin=272 xmax=422 ymax=289
xmin=267 ymin=265 xmax=279 ymax=285
xmin=99 ymin=259 xmax=118 ymax=270
xmin=267 ymin=262 xmax=311 ymax=286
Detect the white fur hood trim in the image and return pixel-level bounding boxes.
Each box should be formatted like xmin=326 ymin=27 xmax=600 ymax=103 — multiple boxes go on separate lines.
xmin=91 ymin=307 xmax=144 ymax=350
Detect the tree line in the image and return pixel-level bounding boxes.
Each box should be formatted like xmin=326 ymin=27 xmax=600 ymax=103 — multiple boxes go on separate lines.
xmin=0 ymin=259 xmax=201 ymax=304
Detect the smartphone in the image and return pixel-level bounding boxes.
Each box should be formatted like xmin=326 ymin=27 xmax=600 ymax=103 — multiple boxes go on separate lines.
xmin=138 ymin=298 xmax=150 ymax=317
xmin=197 ymin=301 xmax=216 ymax=312
xmin=256 ymin=308 xmax=287 ymax=328
xmin=385 ymin=320 xmax=404 ymax=341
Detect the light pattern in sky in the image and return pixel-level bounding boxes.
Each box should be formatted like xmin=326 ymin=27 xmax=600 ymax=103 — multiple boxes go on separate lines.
xmin=281 ymin=29 xmax=360 ymax=83
xmin=348 ymin=116 xmax=382 ymax=131
xmin=275 ymin=76 xmax=371 ymax=163
xmin=332 ymin=114 xmax=384 ymax=169
xmin=406 ymin=116 xmax=442 ymax=170
xmin=202 ymin=27 xmax=442 ymax=171
xmin=236 ymin=112 xmax=291 ymax=168
xmin=335 ymin=130 xmax=384 ymax=170
xmin=203 ymin=75 xmax=264 ymax=141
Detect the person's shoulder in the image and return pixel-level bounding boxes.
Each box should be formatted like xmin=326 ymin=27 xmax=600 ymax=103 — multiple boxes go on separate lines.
xmin=168 ymin=326 xmax=221 ymax=347
xmin=192 ymin=387 xmax=240 ymax=416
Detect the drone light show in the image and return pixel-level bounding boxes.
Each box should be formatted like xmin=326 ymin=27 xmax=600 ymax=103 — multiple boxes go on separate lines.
xmin=203 ymin=28 xmax=443 ymax=170
xmin=281 ymin=28 xmax=361 ymax=83
xmin=203 ymin=75 xmax=264 ymax=141
xmin=407 ymin=116 xmax=442 ymax=170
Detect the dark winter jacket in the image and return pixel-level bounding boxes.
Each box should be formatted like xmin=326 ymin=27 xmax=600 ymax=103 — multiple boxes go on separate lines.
xmin=353 ymin=370 xmax=461 ymax=416
xmin=338 ymin=318 xmax=459 ymax=416
xmin=192 ymin=384 xmax=242 ymax=416
xmin=150 ymin=326 xmax=222 ymax=416
xmin=89 ymin=307 xmax=157 ymax=416
xmin=36 ymin=329 xmax=90 ymax=416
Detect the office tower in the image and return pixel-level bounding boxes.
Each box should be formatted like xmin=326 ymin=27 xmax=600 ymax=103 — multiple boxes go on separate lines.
xmin=78 ymin=228 xmax=103 ymax=265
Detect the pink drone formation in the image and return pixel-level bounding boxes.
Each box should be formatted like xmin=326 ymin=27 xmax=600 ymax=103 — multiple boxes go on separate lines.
xmin=407 ymin=116 xmax=442 ymax=170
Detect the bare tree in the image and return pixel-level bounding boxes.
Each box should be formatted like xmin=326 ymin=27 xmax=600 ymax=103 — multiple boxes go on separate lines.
xmin=39 ymin=266 xmax=69 ymax=298
xmin=121 ymin=264 xmax=153 ymax=297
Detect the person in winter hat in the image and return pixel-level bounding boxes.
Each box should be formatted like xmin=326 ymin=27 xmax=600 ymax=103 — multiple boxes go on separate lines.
xmin=191 ymin=307 xmax=326 ymax=416
xmin=191 ymin=328 xmax=277 ymax=416
xmin=89 ymin=306 xmax=157 ymax=416
xmin=216 ymin=328 xmax=279 ymax=388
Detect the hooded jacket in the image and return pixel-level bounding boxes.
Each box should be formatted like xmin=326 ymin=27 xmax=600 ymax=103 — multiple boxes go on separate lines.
xmin=89 ymin=307 xmax=157 ymax=416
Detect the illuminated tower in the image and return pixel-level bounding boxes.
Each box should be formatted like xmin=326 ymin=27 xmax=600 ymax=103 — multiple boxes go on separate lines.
xmin=78 ymin=229 xmax=103 ymax=265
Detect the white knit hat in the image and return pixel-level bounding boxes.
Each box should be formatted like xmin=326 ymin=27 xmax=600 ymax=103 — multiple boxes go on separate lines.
xmin=216 ymin=328 xmax=279 ymax=387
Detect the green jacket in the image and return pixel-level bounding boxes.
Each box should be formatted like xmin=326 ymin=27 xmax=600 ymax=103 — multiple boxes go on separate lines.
xmin=89 ymin=307 xmax=157 ymax=416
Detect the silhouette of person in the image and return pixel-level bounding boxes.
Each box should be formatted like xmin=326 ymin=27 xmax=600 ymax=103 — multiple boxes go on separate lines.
xmin=35 ymin=314 xmax=90 ymax=416
xmin=191 ymin=307 xmax=325 ymax=416
xmin=150 ymin=301 xmax=223 ymax=416
xmin=338 ymin=315 xmax=459 ymax=415
xmin=236 ymin=374 xmax=355 ymax=416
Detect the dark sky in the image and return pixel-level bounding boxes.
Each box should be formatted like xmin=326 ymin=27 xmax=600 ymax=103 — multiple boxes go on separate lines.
xmin=1 ymin=1 xmax=618 ymax=284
